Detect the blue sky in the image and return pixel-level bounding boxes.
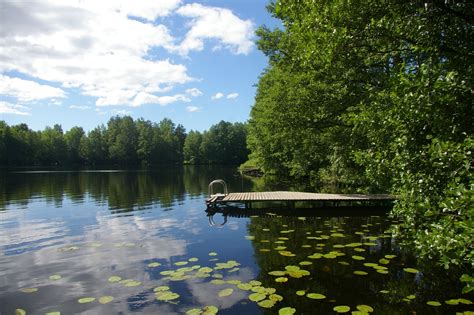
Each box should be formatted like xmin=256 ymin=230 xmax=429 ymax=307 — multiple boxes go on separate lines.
xmin=0 ymin=0 xmax=280 ymax=132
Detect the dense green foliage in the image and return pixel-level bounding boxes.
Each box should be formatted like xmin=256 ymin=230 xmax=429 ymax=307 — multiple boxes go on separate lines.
xmin=0 ymin=117 xmax=248 ymax=166
xmin=249 ymin=1 xmax=473 ymax=268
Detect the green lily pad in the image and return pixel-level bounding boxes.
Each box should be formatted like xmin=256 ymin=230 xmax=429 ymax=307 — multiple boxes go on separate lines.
xmin=299 ymin=261 xmax=312 ymax=266
xmin=237 ymin=283 xmax=253 ymax=290
xmin=458 ymin=298 xmax=472 ymax=304
xmin=352 ymin=255 xmax=365 ymax=261
xmin=357 ymin=305 xmax=374 ymax=312
xmin=175 ymin=261 xmax=188 ymax=266
xmin=121 ymin=280 xmax=141 ymax=287
xmin=385 ymin=254 xmax=396 ymax=259
xmin=99 ymin=296 xmax=114 ymax=304
xmin=226 ymin=279 xmax=241 ymax=285
xmin=338 ymin=261 xmax=350 ymax=266
xmin=353 ymin=271 xmax=368 ymax=276
xmin=379 ymin=290 xmax=390 ymax=294
xmin=306 ymin=293 xmax=326 ymax=299
xmin=403 ymin=268 xmax=419 ymax=274
xmin=260 ymin=249 xmax=271 ymax=252
xmin=333 ymin=305 xmax=351 ymax=313
xmin=202 ymin=305 xmax=218 ymax=315
xmin=269 ymin=293 xmax=283 ymax=301
xmin=208 ymin=252 xmax=218 ymax=256
xmin=376 ymin=269 xmax=389 ymax=274
xmin=154 ymin=286 xmax=170 ymax=292
xmin=427 ymin=301 xmax=441 ymax=306
xmin=275 ymin=277 xmax=288 ymax=283
xmin=258 ymin=299 xmax=275 ymax=308
xmin=45 ymin=312 xmax=60 ymax=315
xmin=210 ymin=279 xmax=226 ymax=285
xmin=108 ymin=276 xmax=122 ymax=283
xmin=378 ymin=258 xmax=390 ymax=265
xmin=269 ymin=271 xmax=286 ymax=276
xmin=249 ymin=280 xmax=262 ymax=286
xmin=445 ymin=299 xmax=459 ymax=305
xmin=363 ymin=263 xmax=378 ymax=268
xmin=189 ymin=257 xmax=199 ymax=262
xmin=279 ymin=307 xmax=296 ymax=315
xmin=354 ymin=248 xmax=366 ymax=252
xmin=19 ymin=287 xmax=38 ymax=293
xmin=218 ymin=288 xmax=233 ymax=297
xmin=285 ymin=265 xmax=300 ymax=272
xmin=148 ymin=262 xmax=161 ymax=267
xmin=15 ymin=309 xmax=26 ymax=315
xmin=78 ymin=297 xmax=95 ymax=304
xmin=199 ymin=267 xmax=213 ymax=273
xmin=156 ymin=291 xmax=180 ymax=301
xmin=296 ymin=290 xmax=306 ymax=296
xmin=278 ymin=251 xmax=295 ymax=257
xmin=249 ymin=292 xmax=266 ymax=302
xmin=49 ymin=274 xmax=62 ymax=280
xmin=186 ymin=308 xmax=202 ymax=315
xmin=245 ymin=236 xmax=255 ymax=240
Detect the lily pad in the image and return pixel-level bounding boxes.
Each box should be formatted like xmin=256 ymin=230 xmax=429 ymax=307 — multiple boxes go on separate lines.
xmin=45 ymin=312 xmax=60 ymax=315
xmin=155 ymin=291 xmax=180 ymax=301
xmin=78 ymin=297 xmax=95 ymax=304
xmin=258 ymin=299 xmax=275 ymax=308
xmin=249 ymin=280 xmax=262 ymax=286
xmin=108 ymin=276 xmax=122 ymax=283
xmin=189 ymin=257 xmax=199 ymax=262
xmin=269 ymin=271 xmax=286 ymax=276
xmin=306 ymin=293 xmax=326 ymax=299
xmin=426 ymin=301 xmax=441 ymax=306
xmin=403 ymin=268 xmax=419 ymax=274
xmin=278 ymin=251 xmax=295 ymax=257
xmin=218 ymin=288 xmax=234 ymax=297
xmin=249 ymin=292 xmax=266 ymax=302
xmin=279 ymin=307 xmax=296 ymax=315
xmin=352 ymin=255 xmax=365 ymax=261
xmin=19 ymin=287 xmax=38 ymax=293
xmin=49 ymin=274 xmax=62 ymax=280
xmin=296 ymin=290 xmax=306 ymax=296
xmin=147 ymin=262 xmax=161 ymax=268
xmin=357 ymin=305 xmax=374 ymax=312
xmin=299 ymin=261 xmax=312 ymax=266
xmin=237 ymin=283 xmax=253 ymax=290
xmin=175 ymin=261 xmax=188 ymax=266
xmin=15 ymin=309 xmax=26 ymax=315
xmin=154 ymin=286 xmax=170 ymax=292
xmin=333 ymin=305 xmax=351 ymax=313
xmin=208 ymin=252 xmax=218 ymax=256
xmin=445 ymin=299 xmax=459 ymax=305
xmin=378 ymin=258 xmax=390 ymax=265
xmin=275 ymin=277 xmax=288 ymax=283
xmin=202 ymin=305 xmax=218 ymax=315
xmin=245 ymin=236 xmax=255 ymax=240
xmin=269 ymin=293 xmax=283 ymax=301
xmin=122 ymin=280 xmax=142 ymax=287
xmin=99 ymin=296 xmax=114 ymax=304
xmin=186 ymin=308 xmax=202 ymax=315
xmin=285 ymin=265 xmax=300 ymax=272
xmin=385 ymin=254 xmax=396 ymax=259
xmin=353 ymin=271 xmax=368 ymax=276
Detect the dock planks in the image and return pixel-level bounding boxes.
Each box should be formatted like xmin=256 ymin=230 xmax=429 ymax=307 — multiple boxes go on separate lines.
xmin=221 ymin=191 xmax=395 ymax=202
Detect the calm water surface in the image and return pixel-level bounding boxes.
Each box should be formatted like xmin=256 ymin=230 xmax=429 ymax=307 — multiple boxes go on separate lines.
xmin=0 ymin=167 xmax=472 ymax=314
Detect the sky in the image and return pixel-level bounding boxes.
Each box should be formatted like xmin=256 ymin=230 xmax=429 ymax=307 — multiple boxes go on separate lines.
xmin=0 ymin=0 xmax=280 ymax=132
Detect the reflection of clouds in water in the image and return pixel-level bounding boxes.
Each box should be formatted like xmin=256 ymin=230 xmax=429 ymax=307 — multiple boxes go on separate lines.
xmin=0 ymin=218 xmax=68 ymax=251
xmin=183 ymin=267 xmax=255 ymax=310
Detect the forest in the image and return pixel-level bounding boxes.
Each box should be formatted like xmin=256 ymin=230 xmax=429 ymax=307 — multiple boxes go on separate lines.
xmin=0 ymin=117 xmax=248 ymax=166
xmin=248 ymin=1 xmax=472 ymax=270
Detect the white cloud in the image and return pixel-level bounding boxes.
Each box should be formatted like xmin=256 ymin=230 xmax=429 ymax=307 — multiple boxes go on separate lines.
xmin=0 ymin=101 xmax=31 ymax=115
xmin=113 ymin=109 xmax=132 ymax=116
xmin=69 ymin=105 xmax=91 ymax=110
xmin=0 ymin=0 xmax=190 ymax=107
xmin=226 ymin=92 xmax=239 ymax=99
xmin=211 ymin=92 xmax=224 ymax=100
xmin=0 ymin=75 xmax=66 ymax=102
xmin=185 ymin=88 xmax=202 ymax=97
xmin=186 ymin=105 xmax=201 ymax=112
xmin=131 ymin=92 xmax=190 ymax=107
xmin=175 ymin=3 xmax=254 ymax=55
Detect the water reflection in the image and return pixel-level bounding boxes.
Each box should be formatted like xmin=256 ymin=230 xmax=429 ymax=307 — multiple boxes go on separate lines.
xmin=0 ymin=167 xmax=472 ymax=314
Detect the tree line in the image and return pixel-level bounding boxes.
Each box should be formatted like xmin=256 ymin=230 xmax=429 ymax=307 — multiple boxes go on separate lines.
xmin=249 ymin=1 xmax=472 ymax=269
xmin=0 ymin=117 xmax=249 ymax=166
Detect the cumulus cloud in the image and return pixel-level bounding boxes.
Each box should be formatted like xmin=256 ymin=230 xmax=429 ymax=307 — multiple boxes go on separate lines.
xmin=226 ymin=92 xmax=239 ymax=99
xmin=185 ymin=88 xmax=203 ymax=97
xmin=175 ymin=3 xmax=254 ymax=55
xmin=211 ymin=92 xmax=224 ymax=100
xmin=131 ymin=92 xmax=190 ymax=107
xmin=69 ymin=105 xmax=91 ymax=110
xmin=0 ymin=0 xmax=190 ymax=107
xmin=0 ymin=101 xmax=31 ymax=115
xmin=0 ymin=75 xmax=66 ymax=102
xmin=186 ymin=106 xmax=201 ymax=112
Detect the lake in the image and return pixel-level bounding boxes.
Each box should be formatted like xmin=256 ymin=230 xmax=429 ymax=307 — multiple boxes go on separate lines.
xmin=0 ymin=167 xmax=472 ymax=314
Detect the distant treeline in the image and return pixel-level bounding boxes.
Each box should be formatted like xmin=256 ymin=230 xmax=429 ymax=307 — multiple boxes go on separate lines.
xmin=0 ymin=116 xmax=249 ymax=166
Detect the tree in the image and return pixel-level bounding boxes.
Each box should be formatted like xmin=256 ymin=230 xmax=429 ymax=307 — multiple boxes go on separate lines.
xmin=65 ymin=126 xmax=85 ymax=164
xmin=106 ymin=116 xmax=138 ymax=164
xmin=184 ymin=130 xmax=203 ymax=163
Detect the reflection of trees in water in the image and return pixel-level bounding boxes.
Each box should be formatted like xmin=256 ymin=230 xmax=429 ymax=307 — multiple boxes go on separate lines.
xmin=246 ymin=215 xmax=468 ymax=314
xmin=0 ymin=166 xmax=258 ymax=213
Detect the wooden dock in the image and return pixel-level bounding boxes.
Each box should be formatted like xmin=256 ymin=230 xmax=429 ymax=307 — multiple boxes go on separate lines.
xmin=205 ymin=180 xmax=395 ymax=209
xmin=206 ymin=191 xmax=394 ymax=209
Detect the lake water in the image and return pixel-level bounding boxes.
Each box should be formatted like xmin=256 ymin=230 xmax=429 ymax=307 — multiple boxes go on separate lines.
xmin=0 ymin=167 xmax=472 ymax=314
